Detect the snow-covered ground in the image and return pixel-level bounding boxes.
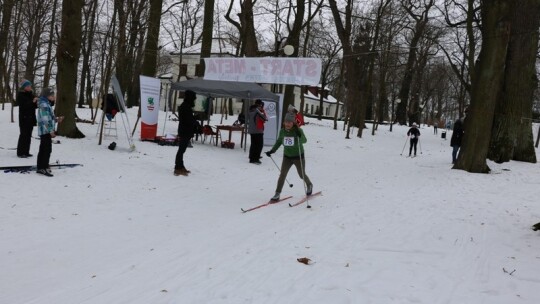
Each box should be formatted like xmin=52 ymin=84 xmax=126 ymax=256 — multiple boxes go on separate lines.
xmin=1 ymin=104 xmax=540 ymax=304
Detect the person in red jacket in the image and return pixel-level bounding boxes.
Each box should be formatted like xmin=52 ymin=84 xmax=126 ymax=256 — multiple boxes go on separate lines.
xmin=287 ymin=104 xmax=304 ymax=126
xmin=248 ymin=99 xmax=267 ymax=164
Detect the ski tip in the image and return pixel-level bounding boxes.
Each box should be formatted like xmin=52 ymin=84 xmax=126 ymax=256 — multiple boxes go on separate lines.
xmin=288 ymin=203 xmax=293 ymax=207
xmin=241 ymin=208 xmax=246 ymax=213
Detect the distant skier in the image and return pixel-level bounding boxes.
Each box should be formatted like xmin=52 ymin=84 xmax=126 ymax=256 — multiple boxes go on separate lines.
xmin=407 ymin=122 xmax=421 ymax=157
xmin=265 ymin=112 xmax=313 ymax=201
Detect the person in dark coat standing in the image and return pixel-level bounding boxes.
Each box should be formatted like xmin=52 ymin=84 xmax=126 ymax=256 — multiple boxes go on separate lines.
xmin=248 ymin=99 xmax=267 ymax=164
xmin=174 ymin=90 xmax=197 ymax=176
xmin=16 ymin=79 xmax=38 ymax=158
xmin=407 ymin=122 xmax=421 ymax=157
xmin=450 ymin=118 xmax=464 ymax=164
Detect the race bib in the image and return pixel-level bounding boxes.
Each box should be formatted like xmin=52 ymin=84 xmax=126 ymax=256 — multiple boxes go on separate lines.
xmin=284 ymin=136 xmax=295 ymax=146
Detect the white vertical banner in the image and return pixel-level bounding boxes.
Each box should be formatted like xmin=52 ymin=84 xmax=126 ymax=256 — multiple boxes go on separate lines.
xmin=263 ymin=94 xmax=284 ymax=146
xmin=139 ymin=75 xmax=161 ymax=140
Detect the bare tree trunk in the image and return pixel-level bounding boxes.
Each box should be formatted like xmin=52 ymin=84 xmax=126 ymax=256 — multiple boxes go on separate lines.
xmin=0 ymin=0 xmax=15 ymax=103
xmin=329 ymin=0 xmax=365 ymax=138
xmin=488 ymin=0 xmax=539 ymax=164
xmin=141 ymin=0 xmax=163 ymax=76
xmin=56 ymin=0 xmax=84 ymax=138
xmin=9 ymin=2 xmax=23 ymax=122
xmin=281 ymin=0 xmax=306 ymax=121
xmin=197 ymin=0 xmax=215 ymax=76
xmin=78 ymin=0 xmax=98 ymax=108
xmin=454 ymin=0 xmax=513 ymax=173
xmin=43 ymin=0 xmax=58 ymax=88
xmin=396 ymin=0 xmax=435 ymax=125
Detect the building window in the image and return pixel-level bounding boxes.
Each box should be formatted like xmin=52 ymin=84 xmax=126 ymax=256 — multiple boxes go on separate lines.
xmin=180 ymin=64 xmax=187 ymax=76
xmin=195 ymin=64 xmax=203 ymax=77
xmin=305 ymin=104 xmax=309 ymax=113
xmin=310 ymin=104 xmax=314 ymax=114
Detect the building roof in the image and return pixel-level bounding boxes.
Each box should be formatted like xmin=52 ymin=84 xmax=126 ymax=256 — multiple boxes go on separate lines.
xmin=303 ymin=90 xmax=340 ymax=104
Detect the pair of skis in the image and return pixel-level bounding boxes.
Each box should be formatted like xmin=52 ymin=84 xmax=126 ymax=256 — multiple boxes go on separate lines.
xmin=1 ymin=163 xmax=82 ymax=173
xmin=241 ymin=191 xmax=322 ymax=213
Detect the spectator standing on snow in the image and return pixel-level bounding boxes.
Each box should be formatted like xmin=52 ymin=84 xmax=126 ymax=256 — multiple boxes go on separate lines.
xmin=36 ymin=88 xmax=63 ymax=177
xmin=433 ymin=119 xmax=438 ymax=135
xmin=287 ymin=104 xmax=304 ymax=126
xmin=174 ymin=90 xmax=197 ymax=176
xmin=16 ymin=79 xmax=38 ymax=158
xmin=265 ymin=112 xmax=313 ymax=201
xmin=407 ymin=122 xmax=421 ymax=157
xmin=450 ymin=118 xmax=464 ymax=164
xmin=248 ymin=99 xmax=267 ymax=164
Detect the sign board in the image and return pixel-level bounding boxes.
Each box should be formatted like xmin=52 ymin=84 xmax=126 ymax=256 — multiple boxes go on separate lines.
xmin=204 ymin=57 xmax=321 ymax=86
xmin=139 ymin=75 xmax=161 ymax=140
xmin=262 ymin=94 xmax=283 ymax=146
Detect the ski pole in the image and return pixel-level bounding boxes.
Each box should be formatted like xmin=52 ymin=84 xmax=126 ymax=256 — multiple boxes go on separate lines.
xmin=269 ymin=154 xmax=293 ymax=188
xmin=419 ymin=137 xmax=423 ymax=154
xmin=400 ymin=136 xmax=409 ymax=155
xmin=297 ymin=135 xmax=311 ymax=208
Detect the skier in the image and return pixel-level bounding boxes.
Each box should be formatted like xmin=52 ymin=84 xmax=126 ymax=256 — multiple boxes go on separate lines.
xmin=265 ymin=112 xmax=313 ymax=201
xmin=36 ymin=88 xmax=63 ymax=177
xmin=407 ymin=122 xmax=421 ymax=157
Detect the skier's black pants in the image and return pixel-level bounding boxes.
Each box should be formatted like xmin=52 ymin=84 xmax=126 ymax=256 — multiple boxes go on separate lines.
xmin=175 ymin=137 xmax=191 ymax=169
xmin=249 ymin=133 xmax=263 ymax=162
xmin=409 ymin=138 xmax=418 ymax=156
xmin=37 ymin=134 xmax=52 ymax=170
xmin=17 ymin=122 xmax=34 ymax=156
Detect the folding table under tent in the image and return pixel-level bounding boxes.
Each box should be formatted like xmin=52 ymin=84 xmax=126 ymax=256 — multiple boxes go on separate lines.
xmin=169 ymin=78 xmax=281 ymax=150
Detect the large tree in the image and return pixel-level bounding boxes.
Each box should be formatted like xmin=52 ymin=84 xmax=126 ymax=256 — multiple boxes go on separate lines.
xmin=141 ymin=0 xmax=163 ymax=77
xmin=395 ymin=0 xmax=435 ymax=126
xmin=328 ymin=0 xmax=365 ymax=138
xmin=0 ymin=0 xmax=15 ymax=103
xmin=56 ymin=0 xmax=84 ymax=138
xmin=487 ymin=0 xmax=540 ymax=164
xmin=454 ymin=0 xmax=514 ymax=173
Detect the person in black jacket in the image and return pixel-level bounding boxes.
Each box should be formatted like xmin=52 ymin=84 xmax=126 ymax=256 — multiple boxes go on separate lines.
xmin=16 ymin=79 xmax=38 ymax=158
xmin=174 ymin=90 xmax=197 ymax=176
xmin=406 ymin=122 xmax=421 ymax=157
xmin=450 ymin=118 xmax=464 ymax=164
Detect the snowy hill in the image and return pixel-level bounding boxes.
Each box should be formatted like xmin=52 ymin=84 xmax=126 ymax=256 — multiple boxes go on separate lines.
xmin=1 ymin=105 xmax=540 ymax=304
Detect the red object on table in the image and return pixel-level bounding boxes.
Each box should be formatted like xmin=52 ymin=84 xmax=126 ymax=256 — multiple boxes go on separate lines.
xmin=215 ymin=125 xmax=245 ymax=148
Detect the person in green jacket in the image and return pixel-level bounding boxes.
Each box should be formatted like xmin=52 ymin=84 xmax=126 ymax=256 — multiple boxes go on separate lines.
xmin=265 ymin=112 xmax=313 ymax=201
